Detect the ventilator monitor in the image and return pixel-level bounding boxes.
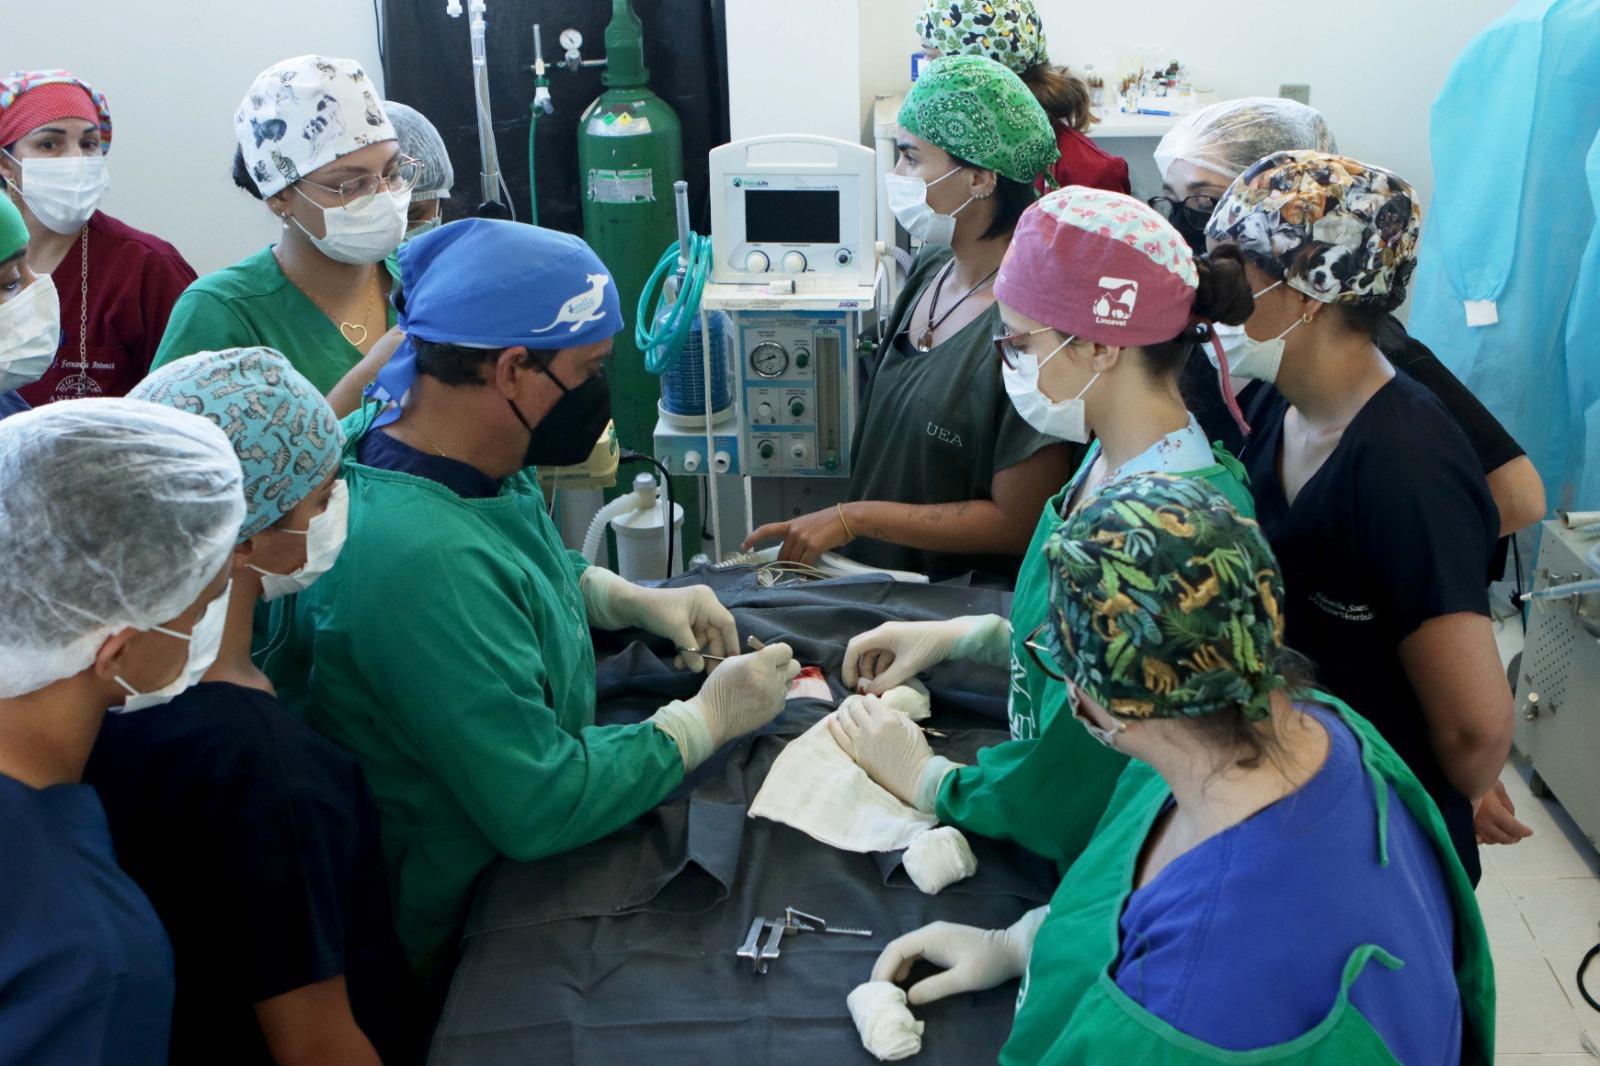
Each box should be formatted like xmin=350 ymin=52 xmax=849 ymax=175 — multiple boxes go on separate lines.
xmin=709 ymin=134 xmax=877 ymax=288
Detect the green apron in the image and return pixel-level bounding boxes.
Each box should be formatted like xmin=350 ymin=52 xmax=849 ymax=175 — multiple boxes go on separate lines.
xmin=1002 ymin=694 xmax=1495 ymax=1065
xmin=936 ymin=441 xmax=1254 ymax=865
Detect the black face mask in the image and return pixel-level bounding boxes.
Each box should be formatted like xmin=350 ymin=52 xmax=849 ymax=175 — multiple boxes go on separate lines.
xmin=1149 ymin=194 xmax=1216 ymax=257
xmin=1170 ymin=208 xmax=1210 ymax=257
xmin=508 ymin=361 xmax=612 ymax=469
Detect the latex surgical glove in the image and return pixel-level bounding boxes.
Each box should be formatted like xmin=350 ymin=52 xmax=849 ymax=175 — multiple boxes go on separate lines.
xmin=580 ymin=567 xmax=737 ymax=673
xmin=871 ymin=907 xmax=1049 ymax=1007
xmin=1474 ymin=778 xmax=1534 ymax=845
xmin=649 ymin=643 xmax=801 ymax=770
xmin=827 ymin=694 xmax=959 ymax=813
xmin=844 ymin=615 xmax=1010 ymax=694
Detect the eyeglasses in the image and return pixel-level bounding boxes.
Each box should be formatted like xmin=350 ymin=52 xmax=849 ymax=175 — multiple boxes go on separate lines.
xmin=1148 ymin=193 xmax=1220 ymax=231
xmin=300 ymin=156 xmax=422 ymax=211
xmin=1022 ymin=619 xmax=1067 ymax=682
xmin=994 ymin=326 xmax=1064 ymax=370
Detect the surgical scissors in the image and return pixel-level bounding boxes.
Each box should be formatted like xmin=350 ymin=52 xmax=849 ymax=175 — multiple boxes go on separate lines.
xmin=678 ymin=635 xmax=774 ymax=662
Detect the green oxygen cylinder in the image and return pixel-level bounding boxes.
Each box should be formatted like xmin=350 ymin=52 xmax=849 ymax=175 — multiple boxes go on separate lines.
xmin=578 ymin=0 xmax=683 ymax=467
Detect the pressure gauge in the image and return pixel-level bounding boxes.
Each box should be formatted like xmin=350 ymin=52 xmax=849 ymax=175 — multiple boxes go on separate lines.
xmin=749 ymin=342 xmax=789 ymax=378
xmin=559 ymin=28 xmax=583 ymax=51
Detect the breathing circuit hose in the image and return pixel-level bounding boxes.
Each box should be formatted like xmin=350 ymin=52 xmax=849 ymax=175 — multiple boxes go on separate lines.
xmin=635 ymin=232 xmax=714 ymax=375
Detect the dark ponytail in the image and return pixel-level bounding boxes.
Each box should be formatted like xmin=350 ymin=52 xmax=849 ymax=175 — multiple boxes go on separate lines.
xmin=1019 ymin=63 xmax=1095 ymax=134
xmin=1190 ymin=243 xmax=1256 ymax=330
xmin=1134 ymin=242 xmax=1256 ymax=377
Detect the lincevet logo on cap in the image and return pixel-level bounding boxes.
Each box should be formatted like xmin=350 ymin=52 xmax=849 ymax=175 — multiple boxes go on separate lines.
xmin=531 ymin=273 xmax=611 ymax=334
xmin=1092 ymin=276 xmax=1137 ymax=327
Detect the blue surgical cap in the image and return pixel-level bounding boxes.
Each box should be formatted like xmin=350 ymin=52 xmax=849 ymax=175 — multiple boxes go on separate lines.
xmin=368 ymin=218 xmax=622 ymax=426
xmin=131 ymin=347 xmax=344 ymax=540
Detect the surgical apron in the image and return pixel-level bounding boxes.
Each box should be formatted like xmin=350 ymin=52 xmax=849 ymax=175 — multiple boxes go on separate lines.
xmin=1002 ymin=694 xmax=1495 ymax=1066
xmin=1409 ymin=0 xmax=1600 ymax=506
xmin=275 ymin=412 xmax=684 ymax=978
xmin=935 ymin=439 xmax=1254 ymax=865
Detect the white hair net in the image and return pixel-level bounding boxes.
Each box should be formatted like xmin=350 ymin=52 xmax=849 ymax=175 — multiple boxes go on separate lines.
xmin=385 ymin=100 xmax=454 ymax=202
xmin=1154 ymin=97 xmax=1337 ymax=183
xmin=0 ymin=398 xmax=245 ymax=698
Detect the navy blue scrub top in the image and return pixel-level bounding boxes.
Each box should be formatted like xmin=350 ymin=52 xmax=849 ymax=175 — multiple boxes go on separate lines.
xmin=0 ymin=771 xmax=174 ymax=1066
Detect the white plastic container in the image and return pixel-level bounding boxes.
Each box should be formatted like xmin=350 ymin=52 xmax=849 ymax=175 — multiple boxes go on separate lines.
xmin=610 ymin=473 xmax=684 ymax=581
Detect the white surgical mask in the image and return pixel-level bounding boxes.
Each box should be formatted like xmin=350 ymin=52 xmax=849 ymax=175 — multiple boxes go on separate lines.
xmin=404 ymin=214 xmax=441 ymax=241
xmin=885 ymin=166 xmax=972 ymax=247
xmin=7 ymin=153 xmax=110 ymax=235
xmin=112 ymin=581 xmax=232 ymax=713
xmin=1208 ymin=281 xmax=1306 ymax=388
xmin=1069 ymin=684 xmax=1126 ymax=749
xmin=292 ymin=186 xmax=410 ymax=265
xmin=1002 ymin=336 xmax=1099 ymax=443
xmin=0 ymin=275 xmax=61 ymax=391
xmin=247 ymin=481 xmax=349 ymax=601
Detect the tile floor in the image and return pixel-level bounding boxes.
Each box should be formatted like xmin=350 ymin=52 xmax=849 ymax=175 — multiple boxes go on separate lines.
xmin=1485 ymin=617 xmax=1600 ymax=1061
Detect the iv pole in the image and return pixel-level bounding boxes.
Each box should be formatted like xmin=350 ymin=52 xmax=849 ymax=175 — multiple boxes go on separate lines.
xmin=448 ymin=0 xmax=513 ymax=219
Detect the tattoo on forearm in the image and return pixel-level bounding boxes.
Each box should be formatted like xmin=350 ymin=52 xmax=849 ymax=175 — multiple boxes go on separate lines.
xmin=916 ymin=501 xmax=972 ymax=524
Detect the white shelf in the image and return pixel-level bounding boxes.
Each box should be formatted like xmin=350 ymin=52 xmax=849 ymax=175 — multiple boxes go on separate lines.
xmin=1089 ymin=110 xmax=1183 ymax=139
xmin=1088 ymin=94 xmax=1220 ymax=140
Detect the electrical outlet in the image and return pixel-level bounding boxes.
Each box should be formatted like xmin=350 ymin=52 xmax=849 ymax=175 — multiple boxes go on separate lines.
xmin=1279 ymin=83 xmax=1311 ymax=105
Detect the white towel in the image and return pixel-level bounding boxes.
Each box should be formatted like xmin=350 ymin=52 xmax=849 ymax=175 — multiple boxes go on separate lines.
xmin=847 ymin=981 xmax=924 ymax=1061
xmin=901 ymin=825 xmax=978 ymax=894
xmin=748 ymin=683 xmax=936 ymax=853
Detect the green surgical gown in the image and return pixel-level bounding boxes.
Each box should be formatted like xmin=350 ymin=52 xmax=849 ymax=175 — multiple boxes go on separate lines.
xmin=272 ymin=415 xmax=684 ymax=977
xmin=935 ymin=442 xmax=1254 ymax=866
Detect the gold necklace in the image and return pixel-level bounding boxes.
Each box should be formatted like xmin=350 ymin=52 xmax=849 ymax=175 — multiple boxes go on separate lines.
xmin=394 ymin=414 xmax=449 ymax=458
xmin=276 ymin=250 xmax=384 ymax=348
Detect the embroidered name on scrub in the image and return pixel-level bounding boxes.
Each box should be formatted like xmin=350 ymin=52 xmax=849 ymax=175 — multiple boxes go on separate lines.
xmin=1310 ymin=592 xmax=1375 ymax=622
xmin=1007 ymin=654 xmax=1036 ymax=740
xmin=926 ymin=422 xmax=965 ymax=448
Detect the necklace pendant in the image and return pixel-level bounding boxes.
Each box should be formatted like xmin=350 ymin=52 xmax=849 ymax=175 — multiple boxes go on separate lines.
xmin=340 ymin=321 xmax=369 ymax=348
xmin=915 ymin=328 xmax=935 ymax=353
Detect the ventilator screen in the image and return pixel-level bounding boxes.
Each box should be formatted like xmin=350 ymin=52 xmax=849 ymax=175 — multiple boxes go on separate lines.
xmin=746 ymin=190 xmax=839 ymax=243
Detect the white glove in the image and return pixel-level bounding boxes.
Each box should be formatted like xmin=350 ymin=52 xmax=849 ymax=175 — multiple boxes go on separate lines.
xmin=870 ymin=907 xmax=1049 ymax=1007
xmin=827 ymin=694 xmax=959 ymax=812
xmin=580 ymin=567 xmax=738 ymax=672
xmin=650 ymin=643 xmax=801 ymax=770
xmin=843 ymin=615 xmax=1010 ymax=694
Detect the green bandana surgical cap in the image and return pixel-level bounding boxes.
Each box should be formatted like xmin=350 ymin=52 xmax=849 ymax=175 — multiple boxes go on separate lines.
xmin=898 ymin=54 xmax=1059 ymax=184
xmin=1043 ymin=474 xmax=1288 ymax=722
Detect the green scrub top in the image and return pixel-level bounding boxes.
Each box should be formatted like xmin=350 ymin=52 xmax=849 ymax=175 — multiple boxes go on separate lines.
xmin=1002 ymin=694 xmax=1495 ymax=1066
xmin=839 ymin=248 xmax=1074 ymax=580
xmin=936 ymin=440 xmax=1254 ymax=865
xmin=268 ymin=410 xmax=684 ymax=977
xmin=151 ymin=247 xmax=399 ymax=395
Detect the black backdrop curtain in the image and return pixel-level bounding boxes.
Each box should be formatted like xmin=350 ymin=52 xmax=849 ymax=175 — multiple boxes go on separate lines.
xmin=379 ymin=0 xmax=730 ymax=237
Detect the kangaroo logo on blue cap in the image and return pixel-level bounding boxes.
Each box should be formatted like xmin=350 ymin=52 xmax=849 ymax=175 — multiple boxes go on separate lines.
xmin=531 ymin=273 xmax=612 ymax=335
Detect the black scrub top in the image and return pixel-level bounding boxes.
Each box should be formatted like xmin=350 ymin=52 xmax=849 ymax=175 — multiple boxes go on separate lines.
xmin=85 ymin=682 xmax=427 ymax=1066
xmin=840 ymin=249 xmax=1075 ymax=582
xmin=1186 ymin=315 xmax=1526 ymax=474
xmin=1241 ymin=375 xmax=1500 ymax=883
xmin=0 ymin=773 xmax=174 ymax=1066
